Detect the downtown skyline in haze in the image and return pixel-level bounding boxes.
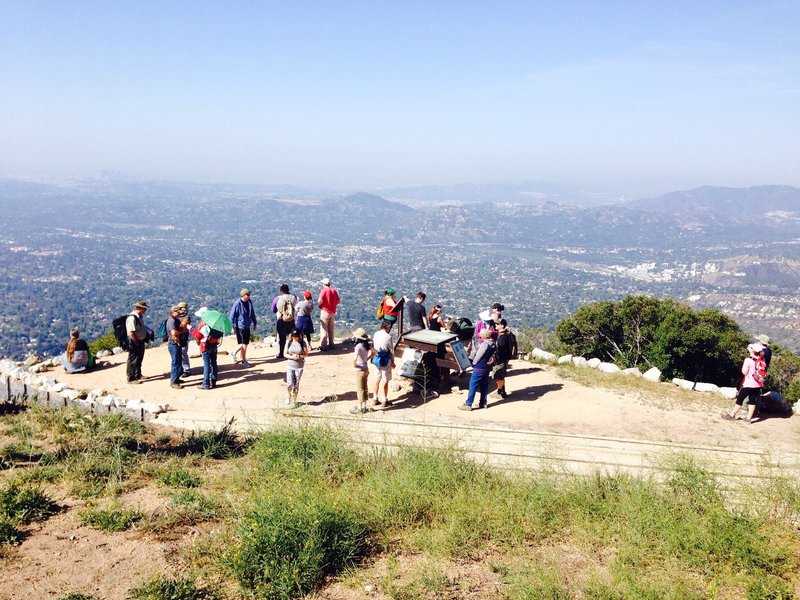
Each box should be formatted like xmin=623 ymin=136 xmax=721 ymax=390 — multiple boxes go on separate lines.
xmin=1 ymin=1 xmax=799 ymax=197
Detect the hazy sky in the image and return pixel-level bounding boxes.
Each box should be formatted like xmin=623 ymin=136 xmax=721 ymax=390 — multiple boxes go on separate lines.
xmin=1 ymin=1 xmax=798 ymax=196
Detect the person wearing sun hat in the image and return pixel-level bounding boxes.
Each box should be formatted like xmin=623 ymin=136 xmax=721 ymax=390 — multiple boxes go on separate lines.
xmin=755 ymin=334 xmax=772 ymax=368
xmin=721 ymin=342 xmax=766 ymax=424
xmin=126 ymin=300 xmax=149 ymax=384
xmin=176 ymin=302 xmax=192 ymax=377
xmin=350 ymin=327 xmax=375 ymax=414
xmin=295 ymin=291 xmax=315 ymax=347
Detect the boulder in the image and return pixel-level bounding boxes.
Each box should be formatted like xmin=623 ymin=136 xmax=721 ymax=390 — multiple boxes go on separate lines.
xmin=100 ymin=395 xmax=116 ymax=407
xmin=111 ymin=346 xmax=125 ymax=355
xmin=642 ymin=367 xmax=662 ymax=382
xmin=557 ymin=354 xmax=573 ymax=364
xmin=47 ymin=382 xmax=66 ymax=393
xmin=587 ymin=358 xmax=602 ymax=369
xmin=598 ymin=362 xmax=621 ymax=373
xmin=719 ymin=387 xmax=738 ymax=400
xmin=532 ymin=348 xmax=556 ymax=362
xmin=141 ymin=402 xmax=168 ymax=415
xmin=61 ymin=389 xmax=85 ymax=401
xmin=24 ymin=354 xmax=43 ymax=367
xmin=694 ymin=382 xmax=720 ymax=394
xmin=622 ymin=367 xmax=642 ymax=377
xmin=572 ymin=356 xmax=588 ymax=367
xmin=96 ymin=350 xmax=112 ymax=358
xmin=126 ymin=398 xmax=143 ymax=410
xmin=672 ymin=378 xmax=695 ymax=391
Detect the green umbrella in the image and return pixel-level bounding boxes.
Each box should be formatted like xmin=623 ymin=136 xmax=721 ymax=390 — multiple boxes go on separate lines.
xmin=200 ymin=309 xmax=233 ymax=335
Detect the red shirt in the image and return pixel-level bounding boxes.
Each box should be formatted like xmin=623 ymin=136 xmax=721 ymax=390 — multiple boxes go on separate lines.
xmin=318 ymin=287 xmax=341 ymax=313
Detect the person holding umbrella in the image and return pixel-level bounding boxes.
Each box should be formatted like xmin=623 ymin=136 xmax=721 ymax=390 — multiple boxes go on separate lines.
xmin=190 ymin=307 xmax=231 ymax=389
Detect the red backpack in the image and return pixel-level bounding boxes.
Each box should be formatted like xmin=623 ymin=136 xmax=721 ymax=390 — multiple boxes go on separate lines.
xmin=753 ymin=357 xmax=768 ymax=384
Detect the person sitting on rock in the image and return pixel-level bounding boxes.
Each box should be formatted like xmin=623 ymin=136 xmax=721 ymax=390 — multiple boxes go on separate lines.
xmin=59 ymin=327 xmax=95 ymax=373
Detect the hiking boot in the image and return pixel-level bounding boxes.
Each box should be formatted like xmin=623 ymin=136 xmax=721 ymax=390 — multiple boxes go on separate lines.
xmin=349 ymin=406 xmax=367 ymax=415
xmin=170 ymin=383 xmax=182 ymax=390
xmin=498 ymin=389 xmax=508 ymax=398
xmin=200 ymin=384 xmax=210 ymax=390
xmin=478 ymin=403 xmax=487 ymax=409
xmin=721 ymin=412 xmax=734 ymax=421
xmin=458 ymin=404 xmax=473 ymax=411
xmin=240 ymin=360 xmax=252 ymax=368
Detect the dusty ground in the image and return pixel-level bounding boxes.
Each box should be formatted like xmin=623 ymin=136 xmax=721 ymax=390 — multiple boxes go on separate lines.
xmin=54 ymin=336 xmax=800 ymax=453
xmin=2 ymin=335 xmax=799 ymax=599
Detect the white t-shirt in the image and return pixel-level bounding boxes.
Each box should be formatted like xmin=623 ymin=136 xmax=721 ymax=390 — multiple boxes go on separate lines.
xmin=373 ymin=329 xmax=393 ymax=354
xmin=354 ymin=343 xmax=369 ymax=370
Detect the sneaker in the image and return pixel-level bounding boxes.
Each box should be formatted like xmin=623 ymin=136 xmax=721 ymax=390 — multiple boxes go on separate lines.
xmin=498 ymin=389 xmax=508 ymax=398
xmin=170 ymin=383 xmax=182 ymax=390
xmin=240 ymin=360 xmax=252 ymax=368
xmin=380 ymin=399 xmax=392 ymax=408
xmin=458 ymin=404 xmax=473 ymax=411
xmin=744 ymin=417 xmax=753 ymax=424
xmin=232 ymin=349 xmax=240 ymax=363
xmin=349 ymin=406 xmax=367 ymax=415
xmin=200 ymin=384 xmax=210 ymax=390
xmin=127 ymin=380 xmax=141 ymax=385
xmin=478 ymin=403 xmax=487 ymax=409
xmin=721 ymin=412 xmax=734 ymax=421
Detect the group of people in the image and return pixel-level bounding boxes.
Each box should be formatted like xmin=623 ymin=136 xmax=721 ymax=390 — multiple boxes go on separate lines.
xmin=117 ymin=279 xmax=341 ymax=404
xmin=65 ymin=279 xmax=517 ymax=413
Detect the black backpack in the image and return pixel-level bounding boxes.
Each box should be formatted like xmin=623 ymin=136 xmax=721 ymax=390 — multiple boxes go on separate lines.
xmin=508 ymin=330 xmax=518 ymax=360
xmin=112 ymin=315 xmax=132 ymax=351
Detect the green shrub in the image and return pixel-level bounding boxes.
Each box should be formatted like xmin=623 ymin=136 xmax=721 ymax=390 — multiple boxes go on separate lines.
xmin=128 ymin=576 xmax=217 ymax=600
xmin=0 ymin=483 xmax=59 ymax=524
xmin=180 ymin=419 xmax=245 ymax=459
xmin=0 ymin=516 xmax=23 ymax=545
xmin=88 ymin=329 xmax=118 ymax=355
xmin=230 ymin=493 xmax=367 ymax=599
xmin=80 ymin=506 xmax=141 ymax=532
xmin=57 ymin=593 xmax=98 ymax=600
xmin=153 ymin=463 xmax=201 ymax=488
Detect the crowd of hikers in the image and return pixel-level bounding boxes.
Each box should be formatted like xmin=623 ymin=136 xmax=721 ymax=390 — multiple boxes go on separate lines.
xmin=57 ymin=282 xmax=784 ymax=421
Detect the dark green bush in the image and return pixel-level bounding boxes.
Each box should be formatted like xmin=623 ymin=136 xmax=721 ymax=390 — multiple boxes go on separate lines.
xmin=230 ymin=493 xmax=367 ymax=599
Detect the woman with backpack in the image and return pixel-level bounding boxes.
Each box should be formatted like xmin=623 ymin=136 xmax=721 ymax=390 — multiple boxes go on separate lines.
xmin=378 ymin=288 xmax=405 ymax=330
xmin=295 ymin=291 xmax=315 ymax=347
xmin=458 ymin=328 xmax=496 ymax=411
xmin=721 ymin=343 xmax=766 ymax=424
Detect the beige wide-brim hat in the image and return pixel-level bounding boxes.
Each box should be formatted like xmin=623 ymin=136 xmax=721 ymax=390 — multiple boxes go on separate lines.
xmin=352 ymin=327 xmax=369 ymax=341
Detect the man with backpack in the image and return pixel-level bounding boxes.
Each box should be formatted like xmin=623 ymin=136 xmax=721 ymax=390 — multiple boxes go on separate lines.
xmin=125 ymin=300 xmax=149 ymax=384
xmin=166 ymin=305 xmax=189 ymax=389
xmin=272 ymin=284 xmax=297 ymax=360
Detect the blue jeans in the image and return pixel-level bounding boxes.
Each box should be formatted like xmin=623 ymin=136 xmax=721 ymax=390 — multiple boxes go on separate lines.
xmin=168 ymin=343 xmax=183 ymax=384
xmin=202 ymin=347 xmax=218 ymax=387
xmin=465 ymin=370 xmax=489 ymax=407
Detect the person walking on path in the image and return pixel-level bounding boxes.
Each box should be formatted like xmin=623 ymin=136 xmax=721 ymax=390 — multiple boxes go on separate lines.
xmin=166 ymin=305 xmax=189 ymax=389
xmin=371 ymin=320 xmax=396 ymax=407
xmin=317 ymin=277 xmax=341 ymax=351
xmin=406 ymin=292 xmax=429 ymax=333
xmin=273 ymin=284 xmax=297 ymax=359
xmin=350 ymin=327 xmax=375 ymax=414
xmin=126 ymin=301 xmax=149 ymax=384
xmin=295 ymin=290 xmax=315 ymax=347
xmin=284 ymin=329 xmax=309 ymax=408
xmin=459 ymin=329 xmax=496 ymax=411
xmin=722 ymin=343 xmax=767 ymax=424
xmin=230 ymin=288 xmax=257 ymax=367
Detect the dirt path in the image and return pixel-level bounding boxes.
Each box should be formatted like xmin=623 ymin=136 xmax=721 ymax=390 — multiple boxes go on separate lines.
xmin=54 ymin=337 xmax=800 ymax=480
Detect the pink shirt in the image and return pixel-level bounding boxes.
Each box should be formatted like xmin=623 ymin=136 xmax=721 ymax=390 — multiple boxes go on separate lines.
xmin=741 ymin=356 xmax=764 ymax=388
xmin=318 ymin=286 xmax=340 ymax=313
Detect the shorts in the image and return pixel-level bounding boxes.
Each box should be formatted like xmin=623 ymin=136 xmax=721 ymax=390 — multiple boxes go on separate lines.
xmin=371 ymin=362 xmax=393 ymax=382
xmin=235 ymin=327 xmax=251 ymax=345
xmin=492 ymin=362 xmax=507 ymax=381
